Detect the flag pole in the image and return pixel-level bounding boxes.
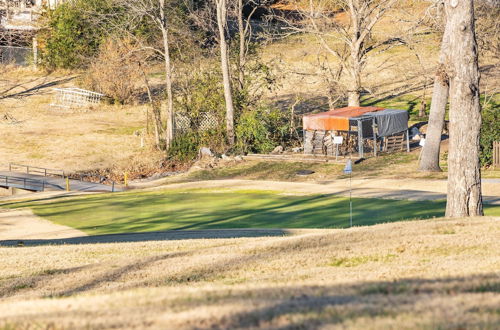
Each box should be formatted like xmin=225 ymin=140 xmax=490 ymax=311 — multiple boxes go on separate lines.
xmin=343 ymin=158 xmax=353 ymax=227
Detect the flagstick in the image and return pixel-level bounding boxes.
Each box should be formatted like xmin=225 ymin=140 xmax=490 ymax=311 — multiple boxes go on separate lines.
xmin=343 ymin=157 xmax=353 ymax=228
xmin=349 ymin=170 xmax=352 ymax=227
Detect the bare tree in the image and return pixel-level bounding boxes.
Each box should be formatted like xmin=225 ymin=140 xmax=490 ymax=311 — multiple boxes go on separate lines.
xmin=445 ymin=0 xmax=483 ymax=217
xmin=237 ymin=0 xmax=246 ymax=89
xmin=287 ymin=0 xmax=398 ymax=107
xmin=119 ymin=0 xmax=175 ymax=149
xmin=215 ymin=0 xmax=236 ymax=145
xmin=236 ymin=0 xmax=259 ymax=90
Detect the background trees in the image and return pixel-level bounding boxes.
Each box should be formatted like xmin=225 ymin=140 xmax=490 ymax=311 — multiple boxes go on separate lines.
xmin=34 ymin=0 xmax=498 ymax=178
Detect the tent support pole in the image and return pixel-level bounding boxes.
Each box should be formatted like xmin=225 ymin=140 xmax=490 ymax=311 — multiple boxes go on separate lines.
xmin=406 ymin=129 xmax=410 ymax=152
xmin=373 ymin=118 xmax=377 ymax=157
xmin=358 ymin=119 xmax=363 ymax=158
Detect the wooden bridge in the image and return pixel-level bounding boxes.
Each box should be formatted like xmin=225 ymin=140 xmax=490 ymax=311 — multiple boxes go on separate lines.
xmin=0 ymin=164 xmax=121 ymax=193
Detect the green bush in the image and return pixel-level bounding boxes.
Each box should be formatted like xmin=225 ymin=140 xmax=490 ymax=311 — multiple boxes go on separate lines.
xmin=235 ymin=106 xmax=292 ymax=154
xmin=39 ymin=0 xmax=123 ymax=69
xmin=168 ymin=67 xmax=227 ymax=160
xmin=480 ymin=96 xmax=500 ymax=167
xmin=168 ymin=132 xmax=202 ymax=162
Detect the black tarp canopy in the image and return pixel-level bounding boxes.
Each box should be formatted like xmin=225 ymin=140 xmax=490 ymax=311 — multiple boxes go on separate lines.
xmin=350 ymin=109 xmax=408 ymax=137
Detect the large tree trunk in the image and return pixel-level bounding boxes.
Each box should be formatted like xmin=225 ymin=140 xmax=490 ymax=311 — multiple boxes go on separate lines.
xmin=347 ymin=45 xmax=362 ymax=107
xmin=445 ymin=0 xmax=483 ymax=217
xmin=160 ymin=0 xmax=174 ymax=148
xmin=418 ymin=66 xmax=449 ymax=172
xmin=347 ymin=68 xmax=361 ymax=107
xmin=216 ymin=0 xmax=235 ymax=146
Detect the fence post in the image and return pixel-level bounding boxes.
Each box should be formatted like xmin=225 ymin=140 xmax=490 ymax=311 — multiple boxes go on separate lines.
xmin=494 ymin=141 xmax=500 ymax=168
xmin=66 ymin=177 xmax=70 ymax=191
xmin=124 ymin=173 xmax=128 ymax=187
xmin=32 ymin=37 xmax=38 ymax=69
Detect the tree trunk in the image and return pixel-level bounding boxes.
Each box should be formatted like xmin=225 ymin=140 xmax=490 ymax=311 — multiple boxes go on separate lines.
xmin=445 ymin=0 xmax=483 ymax=217
xmin=237 ymin=0 xmax=245 ymax=90
xmin=418 ymin=5 xmax=452 ymax=173
xmin=347 ymin=2 xmax=362 ymax=108
xmin=160 ymin=0 xmax=174 ymax=149
xmin=418 ymin=67 xmax=449 ymax=172
xmin=216 ymin=0 xmax=235 ymax=146
xmin=347 ymin=47 xmax=362 ymax=107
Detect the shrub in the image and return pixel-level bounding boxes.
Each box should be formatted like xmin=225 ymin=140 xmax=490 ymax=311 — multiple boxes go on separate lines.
xmin=80 ymin=38 xmax=143 ymax=104
xmin=235 ymin=106 xmax=293 ymax=154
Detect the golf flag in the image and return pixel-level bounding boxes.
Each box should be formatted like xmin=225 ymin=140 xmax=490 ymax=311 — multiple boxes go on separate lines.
xmin=344 ymin=159 xmax=352 ymax=174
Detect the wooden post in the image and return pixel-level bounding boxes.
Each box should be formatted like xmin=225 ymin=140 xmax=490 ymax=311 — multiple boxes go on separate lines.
xmin=32 ymin=37 xmax=38 ymax=69
xmin=494 ymin=141 xmax=500 ymax=168
xmin=124 ymin=172 xmax=128 ymax=187
xmin=357 ymin=119 xmax=364 ymax=158
xmin=372 ymin=118 xmax=377 ymax=157
xmin=66 ymin=177 xmax=70 ymax=191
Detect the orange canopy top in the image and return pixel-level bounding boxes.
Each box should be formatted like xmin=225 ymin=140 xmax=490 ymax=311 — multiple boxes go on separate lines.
xmin=303 ymin=106 xmax=385 ymax=131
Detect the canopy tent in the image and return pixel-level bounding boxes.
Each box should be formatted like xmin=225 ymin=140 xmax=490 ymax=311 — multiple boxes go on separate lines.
xmin=303 ymin=107 xmax=410 ymax=157
xmin=303 ymin=106 xmax=385 ymax=131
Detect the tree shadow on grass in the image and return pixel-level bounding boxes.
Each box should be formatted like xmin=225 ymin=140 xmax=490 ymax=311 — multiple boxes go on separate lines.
xmin=5 ymin=272 xmax=499 ymax=328
xmin=210 ymin=273 xmax=500 ymax=329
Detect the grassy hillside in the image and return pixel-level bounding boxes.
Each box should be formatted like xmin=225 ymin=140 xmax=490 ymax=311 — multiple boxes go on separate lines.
xmin=3 ymin=188 xmax=499 ymax=235
xmin=0 ymin=217 xmax=498 ymax=328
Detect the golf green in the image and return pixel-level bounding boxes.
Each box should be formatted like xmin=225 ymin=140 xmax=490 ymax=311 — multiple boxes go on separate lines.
xmin=3 ymin=189 xmax=499 ymax=235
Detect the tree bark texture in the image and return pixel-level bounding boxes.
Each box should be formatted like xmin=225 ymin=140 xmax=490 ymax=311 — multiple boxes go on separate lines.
xmin=216 ymin=0 xmax=235 ymax=146
xmin=445 ymin=0 xmax=483 ymax=217
xmin=160 ymin=0 xmax=174 ymax=148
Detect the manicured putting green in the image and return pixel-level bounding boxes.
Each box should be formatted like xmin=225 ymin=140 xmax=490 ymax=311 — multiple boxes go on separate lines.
xmin=3 ymin=189 xmax=499 ymax=235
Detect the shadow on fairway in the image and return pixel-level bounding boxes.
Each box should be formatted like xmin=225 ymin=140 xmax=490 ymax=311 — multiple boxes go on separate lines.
xmin=0 ymin=228 xmax=294 ymax=247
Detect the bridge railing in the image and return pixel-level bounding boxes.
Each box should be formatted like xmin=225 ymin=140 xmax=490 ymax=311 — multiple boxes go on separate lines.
xmin=9 ymin=163 xmax=65 ymax=178
xmin=0 ymin=174 xmax=47 ymax=192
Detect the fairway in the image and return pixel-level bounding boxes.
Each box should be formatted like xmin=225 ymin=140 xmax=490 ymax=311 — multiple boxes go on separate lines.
xmin=3 ymin=189 xmax=499 ymax=235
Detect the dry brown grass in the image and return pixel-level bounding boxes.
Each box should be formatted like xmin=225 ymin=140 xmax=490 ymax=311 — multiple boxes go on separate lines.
xmin=0 ymin=66 xmax=163 ymax=173
xmin=0 ymin=217 xmax=498 ymax=329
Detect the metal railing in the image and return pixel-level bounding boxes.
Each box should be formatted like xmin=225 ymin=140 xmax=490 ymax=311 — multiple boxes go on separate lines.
xmin=5 ymin=163 xmax=120 ymax=192
xmin=9 ymin=163 xmax=65 ymax=178
xmin=51 ymin=88 xmax=104 ymax=109
xmin=0 ymin=174 xmax=47 ymax=192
